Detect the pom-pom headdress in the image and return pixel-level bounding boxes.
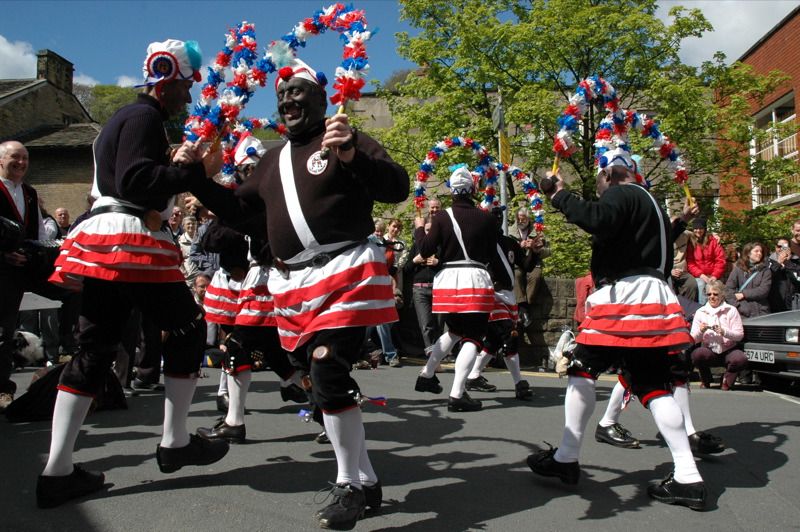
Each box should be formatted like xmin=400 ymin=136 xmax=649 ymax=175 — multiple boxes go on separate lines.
xmin=141 ymin=39 xmax=203 ymax=86
xmin=233 ymin=134 xmax=266 ymax=166
xmin=275 ymin=58 xmax=327 ymax=90
xmin=447 ymin=164 xmax=477 ymax=195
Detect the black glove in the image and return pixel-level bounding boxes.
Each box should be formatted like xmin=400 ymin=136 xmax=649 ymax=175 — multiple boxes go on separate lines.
xmin=539 ymin=174 xmax=560 ymax=196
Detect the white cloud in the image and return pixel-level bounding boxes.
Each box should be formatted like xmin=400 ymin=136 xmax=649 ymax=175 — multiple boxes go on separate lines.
xmin=116 ymin=75 xmax=139 ymax=87
xmin=658 ymin=0 xmax=800 ymax=66
xmin=73 ymin=72 xmax=99 ymax=86
xmin=0 ymin=34 xmax=36 ymax=79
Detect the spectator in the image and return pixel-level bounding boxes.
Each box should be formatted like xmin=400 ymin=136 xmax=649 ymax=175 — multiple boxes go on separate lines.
xmin=404 ymin=215 xmax=443 ymax=360
xmin=178 ymin=215 xmax=199 ymax=284
xmin=768 ymin=237 xmax=800 ymax=312
xmin=508 ymin=207 xmax=549 ymax=328
xmin=54 ymin=208 xmax=70 ymax=238
xmin=366 ymin=218 xmax=402 ymax=367
xmin=690 ymin=279 xmax=746 ymax=390
xmin=686 ymin=217 xmax=726 ymax=305
xmin=167 ymin=206 xmax=183 ymax=240
xmin=70 ymin=193 xmax=96 ymax=230
xmin=671 ymin=216 xmax=698 ymax=301
xmin=725 ymin=241 xmax=772 ymax=318
xmin=39 ymin=198 xmax=59 ymax=240
xmin=189 ymin=211 xmax=220 ymax=276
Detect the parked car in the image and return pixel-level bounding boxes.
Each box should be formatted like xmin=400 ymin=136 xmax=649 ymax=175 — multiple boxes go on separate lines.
xmin=741 ymin=310 xmax=800 ymax=381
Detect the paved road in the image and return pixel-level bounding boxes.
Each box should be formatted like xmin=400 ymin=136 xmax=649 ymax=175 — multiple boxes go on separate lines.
xmin=2 ymin=361 xmax=799 ymax=531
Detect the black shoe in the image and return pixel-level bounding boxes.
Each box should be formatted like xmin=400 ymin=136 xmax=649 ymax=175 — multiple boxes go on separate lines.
xmin=515 ymin=380 xmax=533 ymax=400
xmin=689 ymin=431 xmax=725 ymax=455
xmin=216 ymin=394 xmax=229 ymax=413
xmin=196 ymin=419 xmax=246 ymax=444
xmin=415 ymin=374 xmax=443 ymax=394
xmin=37 ymin=465 xmax=105 ymax=509
xmin=447 ymin=392 xmax=482 ymax=412
xmin=315 ymin=430 xmax=330 ymax=444
xmin=595 ymin=423 xmax=641 ymax=449
xmin=156 ymin=434 xmax=229 ymax=473
xmin=317 ymin=483 xmax=366 ymax=530
xmin=280 ymin=383 xmax=307 ymax=404
xmin=647 ymin=473 xmax=707 ymax=511
xmin=132 ymin=378 xmax=163 ymax=391
xmin=466 ymin=376 xmax=497 ymax=392
xmin=527 ymin=445 xmax=580 ymax=485
xmin=363 ymin=480 xmax=382 ymax=511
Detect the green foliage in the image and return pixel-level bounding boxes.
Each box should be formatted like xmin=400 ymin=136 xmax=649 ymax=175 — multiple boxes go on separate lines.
xmin=367 ymin=0 xmax=798 ymax=270
xmin=88 ymin=85 xmax=138 ymax=124
xmin=716 ymin=205 xmax=800 ymax=249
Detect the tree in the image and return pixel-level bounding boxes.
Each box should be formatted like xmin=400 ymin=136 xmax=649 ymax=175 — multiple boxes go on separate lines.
xmin=88 ymin=85 xmax=138 ymax=124
xmin=370 ymin=0 xmax=796 ymax=277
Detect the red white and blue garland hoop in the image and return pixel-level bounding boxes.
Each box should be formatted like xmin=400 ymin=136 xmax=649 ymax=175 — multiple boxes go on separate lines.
xmin=414 ymin=136 xmax=494 ymax=210
xmin=553 ymin=75 xmax=689 ymax=194
xmin=269 ymin=3 xmax=372 ymax=108
xmin=482 ymin=162 xmax=545 ymax=234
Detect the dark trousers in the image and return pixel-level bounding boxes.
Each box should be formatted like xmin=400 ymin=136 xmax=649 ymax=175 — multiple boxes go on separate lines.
xmin=59 ymin=278 xmax=204 ymax=396
xmin=412 ymin=284 xmax=443 ymax=354
xmin=690 ymin=345 xmax=748 ymax=388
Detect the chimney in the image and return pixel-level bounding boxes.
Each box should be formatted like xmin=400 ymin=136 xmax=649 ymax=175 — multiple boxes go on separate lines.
xmin=36 ymin=49 xmax=74 ymax=94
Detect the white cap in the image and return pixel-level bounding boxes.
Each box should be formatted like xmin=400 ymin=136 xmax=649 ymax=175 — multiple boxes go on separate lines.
xmin=275 ymin=58 xmax=326 ymax=90
xmin=141 ymin=39 xmax=202 ymax=86
xmin=596 ymin=146 xmax=636 ymax=174
xmin=234 ymin=135 xmax=266 ymax=166
xmin=448 ymin=165 xmax=476 ymax=194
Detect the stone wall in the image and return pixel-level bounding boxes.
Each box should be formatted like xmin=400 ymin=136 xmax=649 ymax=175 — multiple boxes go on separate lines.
xmin=518 ymin=277 xmax=577 ymax=367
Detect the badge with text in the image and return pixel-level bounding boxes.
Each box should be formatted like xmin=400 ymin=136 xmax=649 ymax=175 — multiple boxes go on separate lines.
xmin=307 ymin=151 xmax=328 ymax=175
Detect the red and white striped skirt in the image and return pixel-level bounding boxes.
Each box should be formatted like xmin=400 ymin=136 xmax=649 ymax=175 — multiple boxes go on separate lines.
xmin=431 ymin=266 xmax=494 ymax=314
xmin=577 ymin=275 xmax=692 ymax=350
xmin=267 ymin=242 xmax=397 ymax=352
xmin=49 ymin=210 xmax=183 ymax=288
xmin=489 ymin=289 xmax=519 ymax=323
xmin=204 ymin=269 xmax=242 ymax=326
xmin=234 ymin=265 xmax=276 ymax=327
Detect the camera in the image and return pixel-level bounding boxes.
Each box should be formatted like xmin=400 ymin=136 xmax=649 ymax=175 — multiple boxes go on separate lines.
xmin=0 ymin=215 xmax=23 ymax=252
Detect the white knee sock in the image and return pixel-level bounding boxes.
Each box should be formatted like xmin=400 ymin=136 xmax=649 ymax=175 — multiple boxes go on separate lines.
xmin=599 ymin=381 xmax=626 ymax=427
xmin=420 ymin=332 xmax=459 ymax=378
xmin=468 ymin=351 xmax=492 ymax=379
xmin=225 ymin=370 xmax=251 ymax=427
xmin=323 ymin=407 xmax=365 ymax=488
xmin=554 ymin=376 xmax=596 ymax=463
xmin=451 ymin=342 xmax=479 ymax=399
xmin=503 ymin=353 xmax=523 ymax=384
xmin=672 ymin=385 xmax=696 ymax=436
xmin=42 ymin=391 xmax=93 ymax=476
xmin=648 ymin=395 xmax=702 ymax=484
xmin=218 ymin=370 xmax=228 ymax=396
xmin=161 ymin=376 xmax=197 ymax=448
xmin=358 ymin=429 xmax=378 ymax=487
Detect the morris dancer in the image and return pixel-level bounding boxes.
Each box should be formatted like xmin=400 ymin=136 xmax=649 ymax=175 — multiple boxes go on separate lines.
xmin=413 ymin=165 xmax=497 ymax=412
xmin=37 ymin=39 xmax=228 ymax=509
xmin=465 ymin=206 xmax=536 ymax=400
xmin=528 ymin=148 xmax=707 ymax=511
xmin=189 ymin=58 xmax=408 ymax=529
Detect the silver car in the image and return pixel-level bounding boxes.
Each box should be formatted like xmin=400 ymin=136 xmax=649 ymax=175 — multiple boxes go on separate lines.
xmin=742 ymin=310 xmax=800 ymax=381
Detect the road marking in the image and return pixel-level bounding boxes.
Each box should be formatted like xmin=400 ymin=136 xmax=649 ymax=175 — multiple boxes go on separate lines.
xmin=763 ymin=390 xmax=800 ymax=405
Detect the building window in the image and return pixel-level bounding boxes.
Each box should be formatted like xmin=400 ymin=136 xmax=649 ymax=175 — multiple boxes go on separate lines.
xmin=751 ymin=92 xmax=798 ymax=206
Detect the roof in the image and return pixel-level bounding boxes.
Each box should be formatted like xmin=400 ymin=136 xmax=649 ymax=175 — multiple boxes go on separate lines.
xmin=20 ymin=123 xmax=102 ymax=148
xmin=0 ymin=79 xmax=45 ymax=103
xmin=738 ymin=4 xmax=800 ymax=62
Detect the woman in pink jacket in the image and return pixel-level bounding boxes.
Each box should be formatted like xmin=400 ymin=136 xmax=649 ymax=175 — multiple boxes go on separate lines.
xmin=689 ymin=279 xmax=747 ymax=390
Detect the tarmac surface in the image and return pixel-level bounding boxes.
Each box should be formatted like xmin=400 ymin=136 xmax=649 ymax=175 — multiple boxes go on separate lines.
xmin=2 ymin=360 xmax=800 ymax=531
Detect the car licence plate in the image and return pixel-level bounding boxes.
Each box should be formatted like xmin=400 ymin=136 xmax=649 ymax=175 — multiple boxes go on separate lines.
xmin=746 ymin=349 xmax=775 ymax=364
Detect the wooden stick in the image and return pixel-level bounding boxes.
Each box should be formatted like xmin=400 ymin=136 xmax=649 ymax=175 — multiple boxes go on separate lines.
xmin=683 ymin=183 xmax=695 ymax=207
xmin=551 ymin=155 xmax=560 ymax=175
xmin=319 ymin=104 xmax=347 ymax=160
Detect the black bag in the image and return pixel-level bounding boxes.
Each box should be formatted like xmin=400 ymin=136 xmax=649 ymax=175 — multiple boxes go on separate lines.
xmin=5 ymin=364 xmax=127 ymax=423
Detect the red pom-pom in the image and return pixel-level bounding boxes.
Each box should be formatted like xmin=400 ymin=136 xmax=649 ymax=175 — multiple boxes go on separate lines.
xmin=250 ymin=119 xmax=262 ymax=129
xmin=444 ymin=138 xmax=454 ymax=147
xmin=201 ymin=85 xmax=218 ymax=100
xmin=659 ymin=142 xmax=674 ymax=159
xmin=416 ymin=170 xmax=429 ymax=182
xmin=464 ymin=138 xmax=474 ymax=147
xmin=303 ymin=19 xmax=320 ymax=34
xmin=414 ymin=196 xmax=427 ymax=209
xmin=565 ymin=104 xmax=581 ymax=118
xmin=276 ymin=124 xmax=288 ymax=136
xmin=534 ymin=222 xmax=545 ymax=233
xmin=596 ymin=128 xmax=612 ymax=141
xmin=250 ymin=68 xmax=267 ymax=86
xmin=674 ymin=169 xmax=688 ymax=184
xmin=278 ymin=66 xmax=294 ymax=81
xmin=343 ymin=41 xmax=368 ymax=59
xmin=330 ymin=76 xmax=365 ymax=104
xmin=198 ymin=120 xmax=218 ymax=141
xmin=216 ymin=51 xmax=231 ymax=68
xmin=231 ymin=73 xmax=248 ymax=89
xmin=426 ymin=151 xmax=439 ymax=162
xmin=220 ymin=104 xmax=240 ymax=121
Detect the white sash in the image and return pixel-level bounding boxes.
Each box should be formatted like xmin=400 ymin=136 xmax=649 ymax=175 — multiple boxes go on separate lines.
xmin=445 ymin=207 xmax=471 ymax=261
xmin=279 ymin=143 xmax=319 ymax=249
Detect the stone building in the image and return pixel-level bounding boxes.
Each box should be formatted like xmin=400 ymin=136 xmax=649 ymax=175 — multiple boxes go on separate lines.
xmin=0 ymin=49 xmax=98 ymax=217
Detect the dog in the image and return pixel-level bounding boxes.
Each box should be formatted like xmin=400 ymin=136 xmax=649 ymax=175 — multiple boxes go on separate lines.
xmin=11 ymin=330 xmax=45 ymax=368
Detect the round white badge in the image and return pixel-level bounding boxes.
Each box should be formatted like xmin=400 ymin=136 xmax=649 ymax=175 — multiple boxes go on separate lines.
xmin=307 ymin=151 xmax=328 ymax=175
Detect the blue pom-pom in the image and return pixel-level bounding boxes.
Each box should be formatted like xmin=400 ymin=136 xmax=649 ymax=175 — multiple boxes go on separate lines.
xmin=185 ymin=40 xmax=203 ymax=71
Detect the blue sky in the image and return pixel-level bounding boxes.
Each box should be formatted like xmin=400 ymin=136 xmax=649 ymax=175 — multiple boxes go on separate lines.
xmin=0 ymin=0 xmax=798 ymax=118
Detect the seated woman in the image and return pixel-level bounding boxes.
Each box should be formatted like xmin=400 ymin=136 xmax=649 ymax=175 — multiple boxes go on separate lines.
xmin=690 ymin=279 xmax=746 ymax=390
xmin=725 ymin=241 xmax=772 ymax=318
